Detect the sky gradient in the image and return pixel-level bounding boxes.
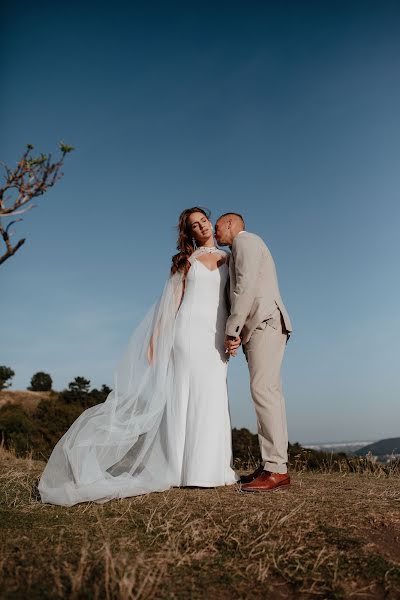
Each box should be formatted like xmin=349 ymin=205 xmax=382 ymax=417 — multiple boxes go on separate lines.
xmin=1 ymin=1 xmax=399 ymax=444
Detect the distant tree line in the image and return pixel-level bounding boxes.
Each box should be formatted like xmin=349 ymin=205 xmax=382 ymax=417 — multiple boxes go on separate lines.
xmin=1 ymin=365 xmax=398 ymax=475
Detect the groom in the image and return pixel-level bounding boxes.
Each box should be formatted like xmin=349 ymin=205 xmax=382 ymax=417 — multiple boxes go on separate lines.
xmin=214 ymin=213 xmax=292 ymax=492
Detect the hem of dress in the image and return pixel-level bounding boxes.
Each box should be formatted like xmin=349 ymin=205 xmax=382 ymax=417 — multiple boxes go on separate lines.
xmin=179 ymin=479 xmax=238 ymax=488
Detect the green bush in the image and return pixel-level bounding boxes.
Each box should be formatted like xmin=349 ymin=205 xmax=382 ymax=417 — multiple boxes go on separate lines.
xmin=32 ymin=398 xmax=85 ymax=459
xmin=68 ymin=376 xmax=91 ymax=394
xmin=0 ymin=366 xmax=15 ymax=390
xmin=32 ymin=385 xmax=110 ymax=458
xmin=232 ymin=428 xmax=261 ymax=464
xmin=28 ymin=371 xmax=53 ymax=392
xmin=0 ymin=402 xmax=35 ymax=454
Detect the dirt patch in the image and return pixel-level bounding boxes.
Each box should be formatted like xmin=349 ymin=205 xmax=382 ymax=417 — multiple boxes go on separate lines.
xmin=359 ymin=522 xmax=400 ymax=563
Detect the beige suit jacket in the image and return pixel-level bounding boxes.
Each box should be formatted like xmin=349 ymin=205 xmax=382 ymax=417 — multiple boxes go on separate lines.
xmin=225 ymin=231 xmax=292 ymax=344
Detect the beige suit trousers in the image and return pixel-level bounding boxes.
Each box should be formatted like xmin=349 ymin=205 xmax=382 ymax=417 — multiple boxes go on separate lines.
xmin=243 ymin=308 xmax=289 ymax=473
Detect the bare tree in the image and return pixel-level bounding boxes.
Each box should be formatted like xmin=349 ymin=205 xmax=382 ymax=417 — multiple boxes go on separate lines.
xmin=0 ymin=142 xmax=74 ymax=266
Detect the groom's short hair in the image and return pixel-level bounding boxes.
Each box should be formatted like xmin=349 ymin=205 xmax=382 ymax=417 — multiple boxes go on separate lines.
xmin=217 ymin=212 xmax=245 ymax=229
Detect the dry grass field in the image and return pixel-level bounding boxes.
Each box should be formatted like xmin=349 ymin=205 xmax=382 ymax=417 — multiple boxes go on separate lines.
xmin=0 ymin=446 xmax=399 ymax=600
xmin=0 ymin=390 xmax=53 ymax=414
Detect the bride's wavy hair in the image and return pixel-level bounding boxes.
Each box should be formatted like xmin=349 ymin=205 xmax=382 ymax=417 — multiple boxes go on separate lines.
xmin=171 ymin=206 xmax=211 ymax=275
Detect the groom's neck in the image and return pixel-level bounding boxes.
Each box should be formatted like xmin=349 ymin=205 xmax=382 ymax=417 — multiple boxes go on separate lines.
xmin=231 ymin=229 xmax=245 ymax=243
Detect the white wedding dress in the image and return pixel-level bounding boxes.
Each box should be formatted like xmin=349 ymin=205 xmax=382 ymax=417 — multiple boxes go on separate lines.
xmin=173 ymin=252 xmax=237 ymax=486
xmin=38 ymin=248 xmax=238 ymax=506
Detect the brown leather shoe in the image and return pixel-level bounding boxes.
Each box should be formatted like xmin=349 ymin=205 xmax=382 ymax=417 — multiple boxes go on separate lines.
xmin=241 ymin=470 xmax=290 ymax=492
xmin=240 ymin=464 xmax=265 ymax=484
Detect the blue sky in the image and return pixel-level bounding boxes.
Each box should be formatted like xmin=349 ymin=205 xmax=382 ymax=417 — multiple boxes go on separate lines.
xmin=1 ymin=1 xmax=399 ymax=443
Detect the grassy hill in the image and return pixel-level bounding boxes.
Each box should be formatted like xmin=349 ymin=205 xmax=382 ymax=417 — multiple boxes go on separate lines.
xmin=0 ymin=446 xmax=399 ymax=599
xmin=0 ymin=389 xmax=53 ymax=413
xmin=356 ymin=438 xmax=400 ymax=458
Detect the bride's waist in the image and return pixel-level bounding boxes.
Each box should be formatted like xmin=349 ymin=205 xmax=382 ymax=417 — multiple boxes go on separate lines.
xmin=176 ymin=305 xmax=227 ymax=322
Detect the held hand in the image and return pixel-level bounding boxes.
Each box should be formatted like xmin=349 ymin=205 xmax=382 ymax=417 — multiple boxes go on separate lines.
xmin=224 ymin=335 xmax=241 ymax=357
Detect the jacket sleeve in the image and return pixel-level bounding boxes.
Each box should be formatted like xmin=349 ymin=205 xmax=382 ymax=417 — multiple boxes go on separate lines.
xmin=224 ymin=275 xmax=231 ymax=315
xmin=225 ymin=235 xmax=262 ymax=337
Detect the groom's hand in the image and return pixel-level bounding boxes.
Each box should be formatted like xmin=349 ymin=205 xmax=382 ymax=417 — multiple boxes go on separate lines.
xmin=225 ymin=335 xmax=241 ymax=356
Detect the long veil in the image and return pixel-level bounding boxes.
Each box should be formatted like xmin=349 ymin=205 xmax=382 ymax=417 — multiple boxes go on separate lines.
xmin=38 ymin=271 xmax=185 ymax=506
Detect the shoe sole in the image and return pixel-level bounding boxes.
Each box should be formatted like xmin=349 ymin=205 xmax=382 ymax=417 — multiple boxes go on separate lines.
xmin=240 ymin=481 xmax=291 ymax=493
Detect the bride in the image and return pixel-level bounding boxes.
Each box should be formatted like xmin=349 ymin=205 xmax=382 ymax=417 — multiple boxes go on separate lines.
xmin=38 ymin=207 xmax=239 ymax=506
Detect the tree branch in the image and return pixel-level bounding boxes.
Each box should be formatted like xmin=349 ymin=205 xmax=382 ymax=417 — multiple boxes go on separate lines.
xmin=0 ymin=142 xmax=74 ymax=267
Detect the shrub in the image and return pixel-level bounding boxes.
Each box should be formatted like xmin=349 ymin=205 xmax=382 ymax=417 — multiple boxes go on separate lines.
xmin=28 ymin=371 xmax=52 ymax=392
xmin=232 ymin=428 xmax=261 ymax=466
xmin=0 ymin=366 xmax=15 ymax=390
xmin=32 ymin=386 xmax=110 ymax=458
xmin=68 ymin=376 xmax=91 ymax=394
xmin=32 ymin=398 xmax=85 ymax=459
xmin=0 ymin=402 xmax=35 ymax=454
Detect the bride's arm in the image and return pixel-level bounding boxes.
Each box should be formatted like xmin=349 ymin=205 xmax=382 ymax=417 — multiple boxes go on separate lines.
xmin=174 ymin=276 xmax=186 ymax=313
xmin=147 ymin=272 xmax=186 ymax=364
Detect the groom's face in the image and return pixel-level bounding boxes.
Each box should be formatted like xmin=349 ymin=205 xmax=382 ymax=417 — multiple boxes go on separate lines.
xmin=214 ymin=218 xmax=231 ymax=246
